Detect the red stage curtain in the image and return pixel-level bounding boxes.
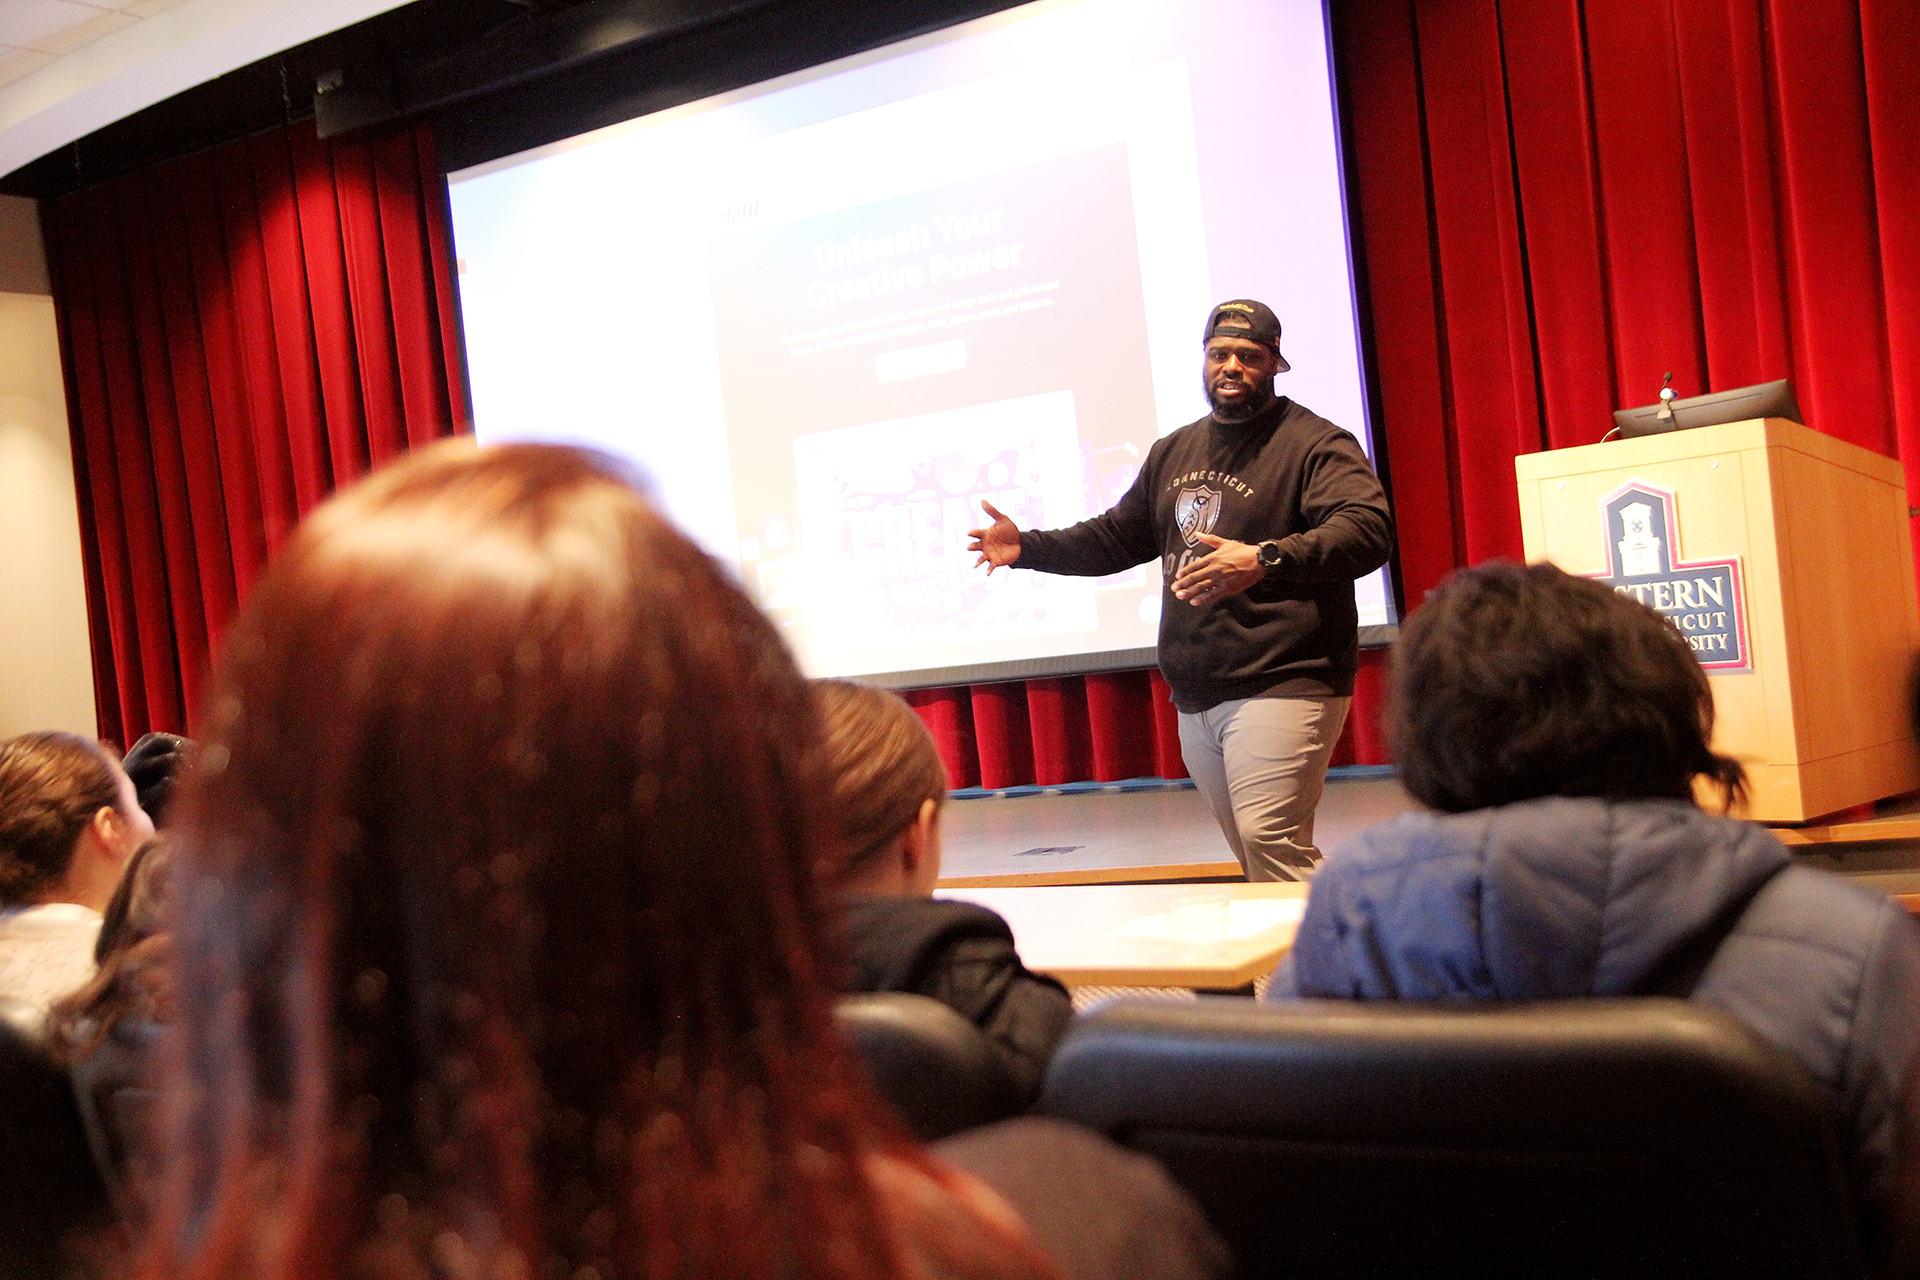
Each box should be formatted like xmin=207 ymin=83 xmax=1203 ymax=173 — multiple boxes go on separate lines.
xmin=44 ymin=121 xmax=468 ymax=748
xmin=913 ymin=653 xmax=1388 ymax=791
xmin=1329 ymin=0 xmax=1918 ymax=594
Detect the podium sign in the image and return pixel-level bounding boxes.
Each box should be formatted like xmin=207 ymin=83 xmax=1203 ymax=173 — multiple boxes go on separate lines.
xmin=1594 ymin=480 xmax=1751 ymax=670
xmin=1516 ymin=418 xmax=1920 ymax=822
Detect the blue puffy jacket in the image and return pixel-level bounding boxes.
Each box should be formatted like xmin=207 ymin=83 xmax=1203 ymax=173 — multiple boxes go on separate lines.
xmin=1268 ymin=796 xmax=1920 ymax=1252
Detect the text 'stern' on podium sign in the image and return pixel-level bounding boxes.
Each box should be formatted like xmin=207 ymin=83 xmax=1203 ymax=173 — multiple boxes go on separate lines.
xmin=1516 ymin=417 xmax=1920 ymax=823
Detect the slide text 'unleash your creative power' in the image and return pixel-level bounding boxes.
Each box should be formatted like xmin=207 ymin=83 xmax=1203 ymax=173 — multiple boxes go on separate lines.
xmin=806 ymin=210 xmax=1022 ymax=308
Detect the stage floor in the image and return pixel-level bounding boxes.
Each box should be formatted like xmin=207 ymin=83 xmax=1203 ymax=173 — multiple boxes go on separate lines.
xmin=936 ymin=772 xmax=1920 ymax=890
xmin=937 ymin=772 xmax=1419 ymax=887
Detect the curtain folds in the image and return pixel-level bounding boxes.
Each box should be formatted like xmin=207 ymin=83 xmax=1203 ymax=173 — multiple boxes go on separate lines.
xmin=912 ymin=653 xmax=1389 ymax=791
xmin=1331 ymin=0 xmax=1919 ymax=615
xmin=45 ymin=121 xmax=468 ymax=748
xmin=45 ymin=0 xmax=1917 ymax=788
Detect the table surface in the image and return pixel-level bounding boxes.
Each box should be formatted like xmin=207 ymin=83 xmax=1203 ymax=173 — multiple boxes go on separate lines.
xmin=935 ymin=881 xmax=1310 ymax=989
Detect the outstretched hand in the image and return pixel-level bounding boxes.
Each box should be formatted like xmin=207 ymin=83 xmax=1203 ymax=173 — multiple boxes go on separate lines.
xmin=1171 ymin=533 xmax=1265 ymax=606
xmin=967 ymin=500 xmax=1023 ymax=574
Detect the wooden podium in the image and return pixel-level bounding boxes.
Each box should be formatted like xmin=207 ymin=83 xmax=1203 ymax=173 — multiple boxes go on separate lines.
xmin=1515 ymin=418 xmax=1920 ymax=823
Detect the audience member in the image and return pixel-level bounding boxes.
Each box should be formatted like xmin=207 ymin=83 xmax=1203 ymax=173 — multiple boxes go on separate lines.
xmin=120 ymin=733 xmax=191 ymax=826
xmin=140 ymin=442 xmax=1221 ymax=1280
xmin=1269 ymin=560 xmax=1920 ymax=1265
xmin=0 ymin=732 xmax=152 ymax=1037
xmin=51 ymin=832 xmax=175 ymax=1226
xmin=815 ymin=679 xmax=1072 ymax=1106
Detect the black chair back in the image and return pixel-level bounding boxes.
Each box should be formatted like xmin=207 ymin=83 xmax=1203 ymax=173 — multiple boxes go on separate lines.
xmin=0 ymin=1020 xmax=113 ymax=1274
xmin=1042 ymin=997 xmax=1863 ymax=1280
xmin=836 ymin=992 xmax=1022 ymax=1140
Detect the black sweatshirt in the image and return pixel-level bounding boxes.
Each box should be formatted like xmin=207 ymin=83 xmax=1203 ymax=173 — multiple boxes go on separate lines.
xmin=840 ymin=895 xmax=1072 ymax=1107
xmin=1017 ymin=396 xmax=1392 ymax=711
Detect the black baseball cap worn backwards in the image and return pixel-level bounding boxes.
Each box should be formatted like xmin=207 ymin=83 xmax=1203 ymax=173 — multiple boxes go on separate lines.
xmin=1203 ymin=299 xmax=1290 ymax=372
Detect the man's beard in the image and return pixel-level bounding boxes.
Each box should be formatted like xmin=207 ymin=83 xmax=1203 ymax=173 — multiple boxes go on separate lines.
xmin=1205 ymin=375 xmax=1276 ymax=423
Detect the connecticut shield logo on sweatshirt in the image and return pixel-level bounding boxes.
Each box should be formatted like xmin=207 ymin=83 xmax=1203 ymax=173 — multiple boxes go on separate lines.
xmin=1176 ymin=485 xmax=1222 ymax=545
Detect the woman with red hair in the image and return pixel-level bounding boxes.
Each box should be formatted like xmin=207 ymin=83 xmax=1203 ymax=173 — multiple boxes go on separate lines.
xmin=140 ymin=442 xmax=1068 ymax=1280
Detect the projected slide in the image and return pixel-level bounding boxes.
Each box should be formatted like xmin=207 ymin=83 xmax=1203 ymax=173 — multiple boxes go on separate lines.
xmin=787 ymin=392 xmax=1094 ymax=653
xmin=708 ymin=146 xmax=1161 ymax=664
xmin=449 ymin=0 xmax=1391 ymax=684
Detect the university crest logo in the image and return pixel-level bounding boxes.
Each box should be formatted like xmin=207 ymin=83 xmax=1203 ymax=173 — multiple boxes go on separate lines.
xmin=1592 ymin=480 xmax=1750 ymax=672
xmin=1176 ymin=486 xmax=1221 ymax=546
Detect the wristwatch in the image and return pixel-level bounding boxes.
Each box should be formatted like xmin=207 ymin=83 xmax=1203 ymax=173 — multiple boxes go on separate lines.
xmin=1256 ymin=539 xmax=1285 ymax=573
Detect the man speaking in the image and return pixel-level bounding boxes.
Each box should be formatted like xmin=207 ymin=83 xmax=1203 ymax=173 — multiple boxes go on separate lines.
xmin=967 ymin=300 xmax=1392 ymax=880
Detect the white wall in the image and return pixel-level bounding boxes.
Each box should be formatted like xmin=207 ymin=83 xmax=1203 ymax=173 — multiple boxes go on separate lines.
xmin=0 ymin=192 xmax=98 ymax=739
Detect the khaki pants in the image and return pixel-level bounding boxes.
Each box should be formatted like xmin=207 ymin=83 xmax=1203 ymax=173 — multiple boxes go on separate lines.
xmin=1177 ymin=695 xmax=1350 ymax=882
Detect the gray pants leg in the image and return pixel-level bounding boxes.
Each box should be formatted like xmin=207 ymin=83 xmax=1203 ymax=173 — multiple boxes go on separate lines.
xmin=1177 ymin=695 xmax=1351 ymax=882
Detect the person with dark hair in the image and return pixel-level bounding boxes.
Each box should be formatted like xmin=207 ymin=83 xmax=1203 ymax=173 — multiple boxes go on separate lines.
xmin=969 ymin=300 xmax=1391 ymax=881
xmin=120 ymin=733 xmax=191 ymax=826
xmin=815 ymin=679 xmax=1072 ymax=1106
xmin=51 ymin=832 xmax=175 ymax=1226
xmin=138 ymin=441 xmax=1220 ymax=1280
xmin=1269 ymin=560 xmax=1920 ymax=1263
xmin=0 ymin=732 xmax=152 ymax=1036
